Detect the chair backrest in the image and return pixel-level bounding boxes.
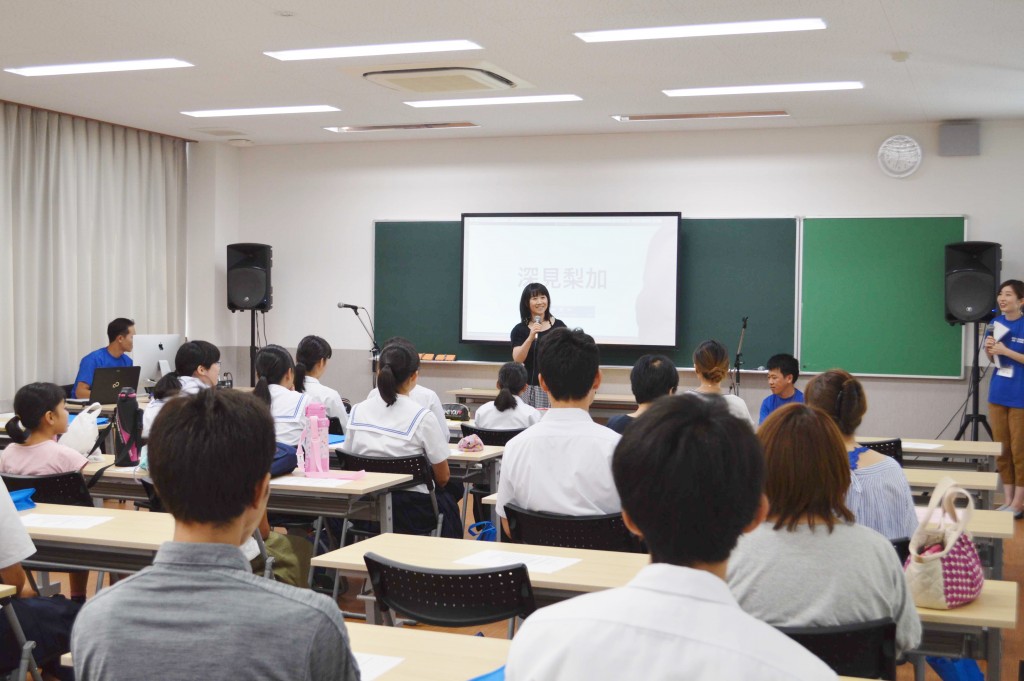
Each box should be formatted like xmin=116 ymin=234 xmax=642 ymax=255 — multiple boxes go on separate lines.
xmin=777 ymin=618 xmax=897 ymax=680
xmin=443 ymin=403 xmax=470 ymax=421
xmin=341 ymin=397 xmax=352 ymax=414
xmin=891 ymin=538 xmax=910 ymax=566
xmin=858 ymin=438 xmax=903 ymax=466
xmin=336 ymin=451 xmax=434 ymax=491
xmin=460 ymin=424 xmax=525 ymax=447
xmin=504 ymin=503 xmax=644 ymax=553
xmin=1 ymin=471 xmax=94 ymax=507
xmin=363 ymin=551 xmax=535 ymax=629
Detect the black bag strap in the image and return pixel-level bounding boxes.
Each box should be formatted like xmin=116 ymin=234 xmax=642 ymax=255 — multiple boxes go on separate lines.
xmin=86 ymin=463 xmax=115 ymax=489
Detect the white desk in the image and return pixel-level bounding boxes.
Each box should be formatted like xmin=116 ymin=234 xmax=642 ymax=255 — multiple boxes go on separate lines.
xmin=859 ymin=436 xmax=1001 ymax=472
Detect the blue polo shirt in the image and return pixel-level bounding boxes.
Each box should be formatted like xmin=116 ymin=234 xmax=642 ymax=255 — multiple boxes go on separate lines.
xmin=759 ymin=388 xmax=804 ymax=424
xmin=72 ymin=348 xmax=133 ymax=397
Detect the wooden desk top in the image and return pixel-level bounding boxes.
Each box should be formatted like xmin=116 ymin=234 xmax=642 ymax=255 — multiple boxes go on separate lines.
xmin=920 ymin=507 xmax=1015 ymax=540
xmin=21 ymin=503 xmax=172 ymax=551
xmin=0 ymin=584 xmax=15 ymax=599
xmin=450 ymin=387 xmax=636 ymax=408
xmin=903 ymin=468 xmax=998 ymax=491
xmin=446 ymin=444 xmax=504 ymax=464
xmin=917 ymin=579 xmax=1017 ymax=629
xmin=859 ymin=437 xmax=1000 ymax=458
xmin=312 ymin=532 xmax=648 ymax=594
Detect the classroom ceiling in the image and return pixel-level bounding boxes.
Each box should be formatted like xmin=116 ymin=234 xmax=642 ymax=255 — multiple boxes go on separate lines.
xmin=1 ymin=0 xmax=1022 ymax=145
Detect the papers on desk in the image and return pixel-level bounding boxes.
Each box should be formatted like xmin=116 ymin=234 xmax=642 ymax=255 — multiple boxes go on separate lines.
xmin=353 ymin=653 xmax=403 ymax=681
xmin=20 ymin=514 xmax=114 ymax=529
xmin=268 ymin=476 xmax=352 ymax=488
xmin=455 ymin=549 xmax=580 ymax=574
xmin=902 ymin=442 xmax=944 ymax=451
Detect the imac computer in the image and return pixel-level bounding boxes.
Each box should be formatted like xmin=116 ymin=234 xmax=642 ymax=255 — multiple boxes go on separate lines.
xmin=131 ymin=334 xmax=184 ymax=388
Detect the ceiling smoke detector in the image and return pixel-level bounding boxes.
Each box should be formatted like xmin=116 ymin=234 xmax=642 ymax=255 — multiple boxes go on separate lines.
xmin=363 ymin=67 xmax=516 ymax=93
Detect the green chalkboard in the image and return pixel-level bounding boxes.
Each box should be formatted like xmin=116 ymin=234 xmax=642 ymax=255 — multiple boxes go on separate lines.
xmin=375 ymin=219 xmax=797 ymax=369
xmin=801 ymin=217 xmax=964 ymax=377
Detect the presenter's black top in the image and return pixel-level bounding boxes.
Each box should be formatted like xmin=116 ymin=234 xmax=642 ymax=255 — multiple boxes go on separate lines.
xmin=511 ymin=319 xmax=567 ymax=387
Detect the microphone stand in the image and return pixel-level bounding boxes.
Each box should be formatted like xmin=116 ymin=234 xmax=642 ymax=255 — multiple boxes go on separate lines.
xmin=731 ymin=316 xmax=748 ymax=396
xmin=345 ymin=306 xmax=380 ymax=388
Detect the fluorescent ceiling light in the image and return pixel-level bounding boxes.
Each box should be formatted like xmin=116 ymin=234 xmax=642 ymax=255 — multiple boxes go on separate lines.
xmin=4 ymin=58 xmax=193 ymax=77
xmin=664 ymin=81 xmax=863 ymax=97
xmin=575 ymin=18 xmax=826 ymax=43
xmin=325 ymin=122 xmax=479 ymax=133
xmin=265 ymin=40 xmax=482 ymax=61
xmin=612 ymin=111 xmax=789 ymax=122
xmin=181 ymin=105 xmax=340 ymax=118
xmin=405 ymin=94 xmax=581 ymax=108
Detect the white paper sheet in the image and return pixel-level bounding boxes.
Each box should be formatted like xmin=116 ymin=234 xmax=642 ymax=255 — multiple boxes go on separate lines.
xmin=992 ymin=321 xmax=1010 ymax=373
xmin=20 ymin=514 xmax=114 ymax=529
xmin=353 ymin=653 xmax=404 ymax=681
xmin=111 ymin=466 xmax=140 ymax=473
xmin=268 ymin=476 xmax=352 ymax=488
xmin=455 ymin=549 xmax=580 ymax=574
xmin=901 ymin=442 xmax=944 ymax=451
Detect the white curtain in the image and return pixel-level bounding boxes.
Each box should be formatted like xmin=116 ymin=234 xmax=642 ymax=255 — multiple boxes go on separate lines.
xmin=0 ymin=102 xmax=187 ymax=401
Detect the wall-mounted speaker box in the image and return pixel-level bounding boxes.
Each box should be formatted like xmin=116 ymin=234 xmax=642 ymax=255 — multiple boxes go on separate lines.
xmin=945 ymin=241 xmax=1000 ymax=324
xmin=227 ymin=243 xmax=273 ymax=312
xmin=938 ymin=120 xmax=980 ymax=157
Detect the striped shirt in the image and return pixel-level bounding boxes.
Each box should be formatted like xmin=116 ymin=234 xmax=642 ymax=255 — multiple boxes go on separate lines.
xmin=846 ymin=455 xmax=919 ymax=541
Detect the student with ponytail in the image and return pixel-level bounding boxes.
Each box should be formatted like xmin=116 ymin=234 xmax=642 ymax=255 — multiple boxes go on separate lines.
xmin=344 ymin=343 xmax=462 ymax=537
xmin=142 ymin=340 xmax=221 ymax=437
xmin=474 ymin=362 xmax=541 ymax=430
xmin=805 ymin=368 xmax=918 ymax=541
xmin=253 ymin=344 xmax=307 ymax=477
xmin=689 ymin=340 xmax=754 ymax=426
xmin=365 ymin=337 xmax=448 ymax=436
xmin=294 ymin=335 xmax=346 ymax=431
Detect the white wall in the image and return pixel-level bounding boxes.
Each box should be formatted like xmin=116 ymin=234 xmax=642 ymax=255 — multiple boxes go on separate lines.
xmin=187 ymin=119 xmax=1024 ymax=437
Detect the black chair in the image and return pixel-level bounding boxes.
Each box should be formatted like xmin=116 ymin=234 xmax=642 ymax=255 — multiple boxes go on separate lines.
xmin=859 ymin=438 xmax=903 ymax=467
xmin=458 ymin=424 xmax=526 ymax=527
xmin=891 ymin=538 xmax=910 ymax=566
xmin=60 ymin=384 xmax=74 ymax=399
xmin=504 ymin=503 xmax=645 ymax=553
xmin=363 ymin=551 xmax=535 ymax=638
xmin=777 ymin=618 xmax=897 ymax=680
xmin=336 ymin=451 xmax=444 ymax=538
xmin=460 ymin=424 xmax=525 ymax=447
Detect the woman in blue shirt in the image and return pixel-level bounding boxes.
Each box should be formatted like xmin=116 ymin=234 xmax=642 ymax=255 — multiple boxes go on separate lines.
xmin=985 ymin=279 xmax=1024 ymax=519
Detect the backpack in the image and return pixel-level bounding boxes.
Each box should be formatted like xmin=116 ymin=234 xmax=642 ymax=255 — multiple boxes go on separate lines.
xmin=114 ymin=387 xmax=144 ymax=467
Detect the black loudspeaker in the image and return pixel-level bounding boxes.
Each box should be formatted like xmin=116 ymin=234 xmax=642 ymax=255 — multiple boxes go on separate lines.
xmin=227 ymin=243 xmax=273 ymax=312
xmin=945 ymin=241 xmax=1001 ymax=324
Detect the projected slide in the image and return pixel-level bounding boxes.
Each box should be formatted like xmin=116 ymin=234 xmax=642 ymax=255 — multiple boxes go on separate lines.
xmin=462 ymin=213 xmax=679 ymax=346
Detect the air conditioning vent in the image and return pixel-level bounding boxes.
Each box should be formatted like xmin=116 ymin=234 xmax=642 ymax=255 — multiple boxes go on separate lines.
xmin=364 ymin=67 xmax=516 ymax=93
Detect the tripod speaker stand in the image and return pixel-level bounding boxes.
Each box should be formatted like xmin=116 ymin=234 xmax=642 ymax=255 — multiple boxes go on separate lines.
xmin=954 ymin=322 xmax=992 ymax=442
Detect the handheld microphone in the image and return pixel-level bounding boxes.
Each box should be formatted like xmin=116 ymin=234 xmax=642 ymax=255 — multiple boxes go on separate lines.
xmin=533 ymin=315 xmax=541 ymax=339
xmin=337 ymin=302 xmax=360 ymax=310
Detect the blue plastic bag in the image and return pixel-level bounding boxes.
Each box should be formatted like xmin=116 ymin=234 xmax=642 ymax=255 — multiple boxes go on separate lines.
xmin=10 ymin=488 xmax=36 ymax=511
xmin=926 ymin=656 xmax=984 ymax=681
xmin=467 ymin=521 xmax=497 ymax=541
xmin=467 ymin=666 xmax=504 ymax=681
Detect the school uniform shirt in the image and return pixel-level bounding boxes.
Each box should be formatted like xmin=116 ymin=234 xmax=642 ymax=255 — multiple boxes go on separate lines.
xmin=506 ymin=563 xmax=836 ymax=681
xmin=0 ymin=478 xmax=35 ymax=569
xmin=759 ymin=388 xmax=805 ymax=424
xmin=496 ymin=408 xmax=621 ymax=518
xmin=141 ymin=376 xmax=209 ymax=438
xmin=367 ymin=383 xmax=447 ymax=439
xmin=268 ymin=383 xmax=310 ymax=447
xmin=301 ymin=376 xmax=346 ymax=424
xmin=473 ymin=395 xmax=541 ymax=430
xmin=72 ymin=347 xmax=133 ymax=398
xmin=344 ymin=392 xmax=450 ymax=494
xmin=0 ymin=439 xmax=87 ymax=476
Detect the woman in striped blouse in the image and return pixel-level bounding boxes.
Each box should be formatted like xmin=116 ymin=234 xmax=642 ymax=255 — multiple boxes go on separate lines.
xmin=805 ymin=369 xmax=918 ymax=542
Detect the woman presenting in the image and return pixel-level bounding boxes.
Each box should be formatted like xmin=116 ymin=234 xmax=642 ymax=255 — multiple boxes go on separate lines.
xmin=985 ymin=279 xmax=1024 ymax=519
xmin=510 ymin=282 xmax=566 ymax=408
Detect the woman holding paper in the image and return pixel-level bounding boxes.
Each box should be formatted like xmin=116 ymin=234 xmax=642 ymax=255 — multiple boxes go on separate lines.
xmin=986 ymin=279 xmax=1024 ymax=519
xmin=511 ymin=282 xmax=567 ymax=408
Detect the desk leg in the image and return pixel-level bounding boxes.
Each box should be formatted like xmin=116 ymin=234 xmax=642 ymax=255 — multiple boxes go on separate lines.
xmin=487 ymin=460 xmax=500 ymax=537
xmin=992 ymin=538 xmax=1004 ymax=580
xmin=377 ymin=492 xmax=394 ymax=534
xmin=987 ymin=627 xmax=1002 ymax=681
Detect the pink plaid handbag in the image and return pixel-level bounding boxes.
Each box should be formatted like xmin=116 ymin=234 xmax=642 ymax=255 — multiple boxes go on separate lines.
xmin=904 ymin=476 xmax=984 ymax=609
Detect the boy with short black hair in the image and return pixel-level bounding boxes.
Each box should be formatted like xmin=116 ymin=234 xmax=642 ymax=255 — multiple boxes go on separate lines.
xmin=759 ymin=352 xmax=804 ymax=424
xmin=496 ymin=328 xmax=621 ymax=532
xmin=605 ymin=354 xmax=678 ymax=433
xmin=72 ymin=390 xmax=359 ymax=681
xmin=505 ymin=394 xmax=836 ymax=681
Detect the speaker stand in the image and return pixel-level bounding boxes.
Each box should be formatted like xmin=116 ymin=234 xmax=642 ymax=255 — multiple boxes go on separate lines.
xmin=954 ymin=321 xmax=993 ymax=442
xmin=249 ymin=311 xmax=258 ymax=388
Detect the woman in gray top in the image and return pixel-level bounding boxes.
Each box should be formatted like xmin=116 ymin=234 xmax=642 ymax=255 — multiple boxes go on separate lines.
xmin=727 ymin=403 xmax=922 ymax=659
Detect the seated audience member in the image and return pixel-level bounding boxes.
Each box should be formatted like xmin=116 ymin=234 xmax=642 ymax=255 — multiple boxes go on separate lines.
xmin=760 ymin=353 xmax=804 ymax=424
xmin=366 ymin=336 xmax=448 ymax=436
xmin=0 ymin=478 xmax=82 ymax=680
xmin=294 ymin=335 xmax=346 ymax=431
xmin=689 ymin=339 xmax=754 ymax=426
xmin=344 ymin=343 xmax=463 ymax=538
xmin=253 ymin=344 xmax=308 ymax=477
xmin=805 ymin=369 xmax=918 ymax=541
xmin=728 ymin=404 xmax=921 ymax=658
xmin=496 ymin=328 xmax=621 ymax=533
xmin=142 ymin=340 xmax=221 ymax=437
xmin=2 ymin=382 xmax=90 ymax=602
xmin=71 ymin=390 xmax=358 ymax=681
xmin=605 ymin=354 xmax=678 ymax=434
xmin=72 ymin=317 xmax=135 ymax=399
xmin=473 ymin=362 xmax=541 ymax=430
xmin=505 ymin=395 xmax=835 ymax=681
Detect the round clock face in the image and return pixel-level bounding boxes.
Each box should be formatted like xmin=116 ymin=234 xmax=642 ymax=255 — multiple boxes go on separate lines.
xmin=878 ymin=135 xmax=922 ymax=178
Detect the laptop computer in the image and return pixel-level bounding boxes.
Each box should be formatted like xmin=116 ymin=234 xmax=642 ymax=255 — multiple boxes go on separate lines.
xmin=89 ymin=366 xmax=142 ymax=404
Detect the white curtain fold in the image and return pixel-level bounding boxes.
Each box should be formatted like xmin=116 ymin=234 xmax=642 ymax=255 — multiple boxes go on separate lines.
xmin=0 ymin=102 xmax=187 ymax=400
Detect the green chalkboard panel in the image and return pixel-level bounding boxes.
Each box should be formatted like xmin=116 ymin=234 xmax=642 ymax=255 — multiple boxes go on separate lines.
xmin=374 ymin=219 xmax=797 ymax=369
xmin=801 ymin=217 xmax=964 ymax=377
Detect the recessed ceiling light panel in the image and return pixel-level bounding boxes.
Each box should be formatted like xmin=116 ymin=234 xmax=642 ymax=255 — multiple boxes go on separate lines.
xmin=405 ymin=94 xmax=581 ymax=108
xmin=265 ymin=40 xmax=482 ymax=61
xmin=575 ymin=18 xmax=826 ymax=43
xmin=181 ymin=105 xmax=340 ymax=118
xmin=664 ymin=81 xmax=863 ymax=97
xmin=5 ymin=58 xmax=193 ymax=77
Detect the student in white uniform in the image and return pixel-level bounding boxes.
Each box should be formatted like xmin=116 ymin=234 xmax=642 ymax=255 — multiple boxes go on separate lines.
xmin=344 ymin=343 xmax=463 ymax=538
xmin=688 ymin=339 xmax=754 ymax=427
xmin=505 ymin=394 xmax=835 ymax=681
xmin=495 ymin=328 xmax=622 ymax=535
xmin=142 ymin=340 xmax=220 ymax=437
xmin=253 ymin=344 xmax=308 ymax=477
xmin=365 ymin=337 xmax=448 ymax=437
xmin=294 ymin=335 xmax=346 ymax=433
xmin=473 ymin=362 xmax=541 ymax=430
